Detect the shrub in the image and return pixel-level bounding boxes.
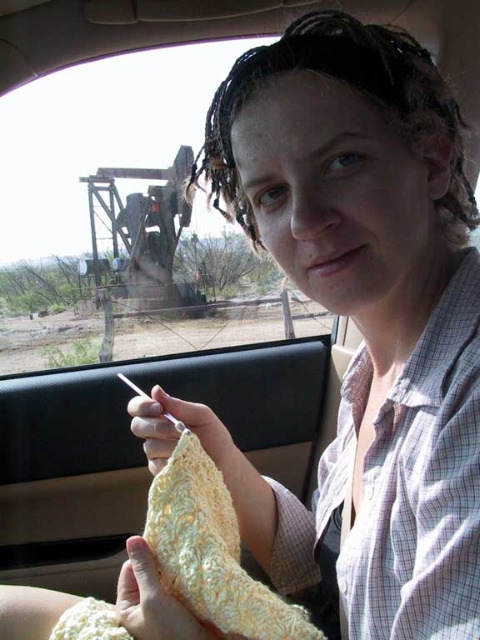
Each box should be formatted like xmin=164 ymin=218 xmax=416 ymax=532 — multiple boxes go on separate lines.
xmin=42 ymin=337 xmax=99 ymax=369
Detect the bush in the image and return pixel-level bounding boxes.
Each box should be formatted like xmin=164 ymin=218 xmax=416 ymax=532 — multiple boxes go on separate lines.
xmin=174 ymin=231 xmax=283 ymax=299
xmin=0 ymin=256 xmax=84 ymax=316
xmin=42 ymin=337 xmax=99 ymax=369
xmin=49 ymin=304 xmax=68 ymax=314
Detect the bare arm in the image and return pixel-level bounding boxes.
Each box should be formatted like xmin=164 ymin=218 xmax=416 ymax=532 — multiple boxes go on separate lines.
xmin=0 ymin=585 xmax=81 ymax=640
xmin=210 ymin=439 xmax=278 ymax=572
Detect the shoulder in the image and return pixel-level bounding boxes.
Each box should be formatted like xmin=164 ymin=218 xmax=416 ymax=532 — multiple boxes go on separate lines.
xmin=399 ymin=322 xmax=480 ymax=480
xmin=408 ymin=247 xmax=480 ymax=412
xmin=442 ymin=321 xmax=480 ymax=408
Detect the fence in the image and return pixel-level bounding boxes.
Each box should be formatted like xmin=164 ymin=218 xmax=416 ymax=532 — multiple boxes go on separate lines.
xmin=96 ymin=288 xmax=333 ymax=362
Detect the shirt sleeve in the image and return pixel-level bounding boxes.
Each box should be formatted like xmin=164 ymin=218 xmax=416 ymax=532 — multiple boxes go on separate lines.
xmin=264 ymin=477 xmax=321 ymax=595
xmin=391 ymin=389 xmax=480 ymax=639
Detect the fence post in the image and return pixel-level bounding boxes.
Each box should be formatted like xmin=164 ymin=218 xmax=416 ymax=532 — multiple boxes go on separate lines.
xmin=281 ymin=288 xmax=295 ymax=340
xmin=97 ymin=288 xmax=114 ymax=363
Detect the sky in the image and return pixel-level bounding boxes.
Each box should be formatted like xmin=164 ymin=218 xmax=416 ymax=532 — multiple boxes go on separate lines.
xmin=0 ymin=37 xmax=276 ymax=266
xmin=1 ymin=36 xmax=479 ymax=266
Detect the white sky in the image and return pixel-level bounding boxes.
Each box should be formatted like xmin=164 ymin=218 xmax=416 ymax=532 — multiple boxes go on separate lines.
xmin=1 ymin=36 xmax=479 ymax=266
xmin=0 ymin=38 xmax=276 ymax=266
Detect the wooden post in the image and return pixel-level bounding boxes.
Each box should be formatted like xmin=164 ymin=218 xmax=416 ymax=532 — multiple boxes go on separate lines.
xmin=97 ymin=288 xmax=114 ymax=363
xmin=281 ymin=289 xmax=295 ymax=340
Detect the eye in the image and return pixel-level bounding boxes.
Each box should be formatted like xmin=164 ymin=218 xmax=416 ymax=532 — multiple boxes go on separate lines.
xmin=327 ymin=153 xmax=361 ymax=173
xmin=257 ymin=185 xmax=288 ymax=208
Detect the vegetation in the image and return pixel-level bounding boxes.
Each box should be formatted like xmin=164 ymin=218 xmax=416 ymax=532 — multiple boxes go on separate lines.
xmin=174 ymin=231 xmax=282 ymax=298
xmin=0 ymin=233 xmax=283 ymax=317
xmin=0 ymin=256 xmax=82 ymax=315
xmin=42 ymin=337 xmax=99 ymax=369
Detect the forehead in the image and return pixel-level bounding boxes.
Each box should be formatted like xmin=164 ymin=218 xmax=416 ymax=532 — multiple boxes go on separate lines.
xmin=230 ymin=70 xmax=393 ymax=167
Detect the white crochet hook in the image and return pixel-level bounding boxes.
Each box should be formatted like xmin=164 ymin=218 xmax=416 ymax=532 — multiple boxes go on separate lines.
xmin=117 ymin=373 xmax=188 ymax=435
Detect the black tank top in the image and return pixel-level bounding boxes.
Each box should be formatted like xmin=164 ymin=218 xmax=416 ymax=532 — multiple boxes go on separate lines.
xmin=318 ymin=501 xmax=342 ymax=601
xmin=308 ymin=501 xmax=343 ymax=639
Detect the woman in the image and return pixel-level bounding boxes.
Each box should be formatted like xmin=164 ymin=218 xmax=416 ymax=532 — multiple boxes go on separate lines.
xmin=2 ymin=9 xmax=480 ymax=640
xmin=127 ymin=9 xmax=480 ymax=639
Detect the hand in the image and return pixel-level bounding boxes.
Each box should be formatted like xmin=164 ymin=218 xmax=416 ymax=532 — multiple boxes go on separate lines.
xmin=116 ymin=536 xmax=218 ymax=640
xmin=128 ymin=387 xmax=278 ymax=575
xmin=128 ymin=386 xmax=235 ymax=476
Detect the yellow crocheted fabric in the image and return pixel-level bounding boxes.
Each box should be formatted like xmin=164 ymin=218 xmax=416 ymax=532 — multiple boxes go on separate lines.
xmin=50 ymin=431 xmax=326 ymax=640
xmin=49 ymin=597 xmax=133 ymax=639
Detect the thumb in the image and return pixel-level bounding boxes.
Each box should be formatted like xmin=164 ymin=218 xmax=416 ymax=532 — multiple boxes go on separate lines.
xmin=125 ymin=536 xmax=161 ymax=602
xmin=151 ymin=385 xmax=215 ymax=429
xmin=116 ymin=559 xmax=140 ymax=610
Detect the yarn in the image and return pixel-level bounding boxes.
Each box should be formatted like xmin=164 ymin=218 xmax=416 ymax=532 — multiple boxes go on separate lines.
xmin=49 ymin=597 xmax=133 ymax=639
xmin=50 ymin=431 xmax=325 ymax=640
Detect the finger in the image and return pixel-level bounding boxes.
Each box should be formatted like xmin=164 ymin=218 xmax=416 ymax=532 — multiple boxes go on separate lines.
xmin=125 ymin=537 xmax=161 ymax=605
xmin=131 ymin=416 xmax=180 ymax=440
xmin=151 ymin=385 xmax=216 ymax=428
xmin=116 ymin=560 xmax=140 ymax=611
xmin=127 ymin=396 xmax=163 ymax=418
xmin=143 ymin=437 xmax=177 ymax=460
xmin=148 ymin=458 xmax=168 ymax=475
xmin=125 ymin=538 xmax=217 ymax=639
xmin=142 ymin=436 xmax=178 ymax=477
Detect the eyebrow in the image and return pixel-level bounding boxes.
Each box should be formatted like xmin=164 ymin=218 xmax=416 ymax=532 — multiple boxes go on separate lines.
xmin=240 ymin=131 xmax=371 ymax=191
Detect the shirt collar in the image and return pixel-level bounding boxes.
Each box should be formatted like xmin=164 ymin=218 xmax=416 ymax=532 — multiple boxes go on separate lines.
xmin=341 ymin=247 xmax=480 ymax=409
xmin=341 ymin=342 xmax=372 ymax=405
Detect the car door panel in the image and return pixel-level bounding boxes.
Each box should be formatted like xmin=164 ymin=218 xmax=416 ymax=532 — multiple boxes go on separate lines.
xmin=0 ymin=337 xmax=329 ymax=600
xmin=1 ymin=338 xmax=328 ymax=484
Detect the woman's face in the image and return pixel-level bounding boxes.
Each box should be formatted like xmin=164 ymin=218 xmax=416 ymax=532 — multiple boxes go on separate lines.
xmin=231 ymin=71 xmax=450 ymax=317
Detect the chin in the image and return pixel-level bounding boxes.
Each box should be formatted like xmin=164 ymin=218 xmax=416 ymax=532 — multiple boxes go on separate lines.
xmin=306 ymin=281 xmax=389 ymax=317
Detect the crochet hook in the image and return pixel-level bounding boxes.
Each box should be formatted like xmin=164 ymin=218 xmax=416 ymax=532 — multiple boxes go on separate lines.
xmin=117 ymin=373 xmax=188 ymax=434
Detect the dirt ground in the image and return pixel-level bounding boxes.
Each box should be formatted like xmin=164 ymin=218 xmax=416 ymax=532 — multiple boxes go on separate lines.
xmin=0 ymin=296 xmax=333 ymax=377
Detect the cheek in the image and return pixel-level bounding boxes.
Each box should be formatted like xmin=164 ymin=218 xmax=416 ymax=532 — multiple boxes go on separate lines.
xmin=256 ymin=218 xmax=289 ymax=259
xmin=355 ymin=176 xmax=424 ymax=235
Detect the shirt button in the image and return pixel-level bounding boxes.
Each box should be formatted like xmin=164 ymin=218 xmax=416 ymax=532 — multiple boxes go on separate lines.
xmin=365 ymin=485 xmax=375 ymax=500
xmin=338 ymin=577 xmax=348 ymax=595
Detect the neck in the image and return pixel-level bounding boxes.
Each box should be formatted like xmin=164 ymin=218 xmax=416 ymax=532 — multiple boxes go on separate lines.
xmin=352 ymin=243 xmax=462 ymax=380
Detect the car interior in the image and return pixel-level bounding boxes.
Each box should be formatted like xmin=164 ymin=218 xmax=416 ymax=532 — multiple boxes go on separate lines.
xmin=1 ymin=0 xmax=479 ymax=605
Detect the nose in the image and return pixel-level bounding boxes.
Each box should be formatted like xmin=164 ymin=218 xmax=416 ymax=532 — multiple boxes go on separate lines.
xmin=290 ymin=188 xmax=341 ymax=240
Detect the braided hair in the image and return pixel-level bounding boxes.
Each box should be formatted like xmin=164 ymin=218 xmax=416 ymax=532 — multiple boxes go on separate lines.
xmin=189 ymin=9 xmax=479 ymax=249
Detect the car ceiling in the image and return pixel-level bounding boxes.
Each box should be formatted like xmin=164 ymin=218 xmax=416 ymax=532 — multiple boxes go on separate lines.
xmin=1 ymin=0 xmax=479 ymax=181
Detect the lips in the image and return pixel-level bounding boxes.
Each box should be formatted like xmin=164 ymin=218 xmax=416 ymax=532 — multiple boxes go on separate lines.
xmin=307 ymin=245 xmax=364 ymax=276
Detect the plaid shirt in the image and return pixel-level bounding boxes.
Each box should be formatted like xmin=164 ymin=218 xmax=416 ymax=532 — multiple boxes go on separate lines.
xmin=268 ymin=247 xmax=480 ymax=639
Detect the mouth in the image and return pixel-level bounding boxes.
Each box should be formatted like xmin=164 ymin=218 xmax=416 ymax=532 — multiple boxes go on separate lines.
xmin=307 ymin=245 xmax=365 ymax=277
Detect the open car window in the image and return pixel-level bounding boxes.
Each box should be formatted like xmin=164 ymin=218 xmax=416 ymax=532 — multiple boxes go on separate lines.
xmin=0 ymin=38 xmax=335 ymax=377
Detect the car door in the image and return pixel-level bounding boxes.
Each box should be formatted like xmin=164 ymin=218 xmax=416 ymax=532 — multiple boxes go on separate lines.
xmin=0 ymin=336 xmax=336 ymax=600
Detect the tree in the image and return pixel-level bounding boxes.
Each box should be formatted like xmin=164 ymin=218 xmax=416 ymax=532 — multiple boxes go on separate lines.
xmin=174 ymin=231 xmax=282 ymax=298
xmin=0 ymin=256 xmax=82 ymax=315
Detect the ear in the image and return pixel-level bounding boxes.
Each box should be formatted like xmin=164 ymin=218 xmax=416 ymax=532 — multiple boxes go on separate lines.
xmin=420 ymin=134 xmax=454 ymax=200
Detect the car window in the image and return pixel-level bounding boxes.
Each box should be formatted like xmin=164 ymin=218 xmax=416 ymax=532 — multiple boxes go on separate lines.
xmin=472 ymin=227 xmax=480 ymax=250
xmin=0 ymin=39 xmax=334 ymax=377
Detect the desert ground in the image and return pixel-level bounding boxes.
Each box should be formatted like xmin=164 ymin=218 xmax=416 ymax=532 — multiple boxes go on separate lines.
xmin=0 ymin=295 xmax=333 ymax=377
